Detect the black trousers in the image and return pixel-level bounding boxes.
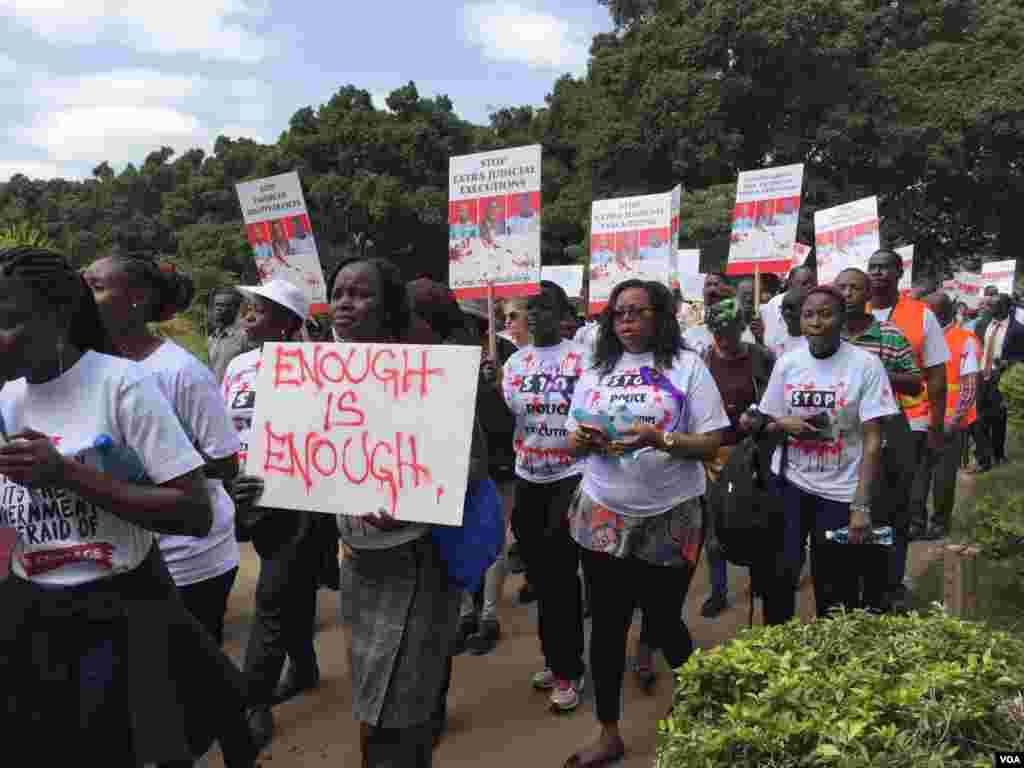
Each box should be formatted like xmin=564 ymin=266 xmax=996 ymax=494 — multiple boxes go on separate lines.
xmin=178 ymin=567 xmax=238 ymax=646
xmin=511 ymin=476 xmax=585 ymax=681
xmin=581 ymin=547 xmax=695 ymax=724
xmin=244 ymin=526 xmax=320 ymax=710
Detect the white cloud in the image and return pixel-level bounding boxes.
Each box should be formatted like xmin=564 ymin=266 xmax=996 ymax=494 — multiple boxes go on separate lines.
xmin=34 ymin=69 xmax=200 ymax=108
xmin=20 ymin=106 xmax=206 ymax=165
xmin=461 ymin=1 xmax=590 ymax=74
xmin=0 ymin=0 xmax=274 ymax=62
xmin=0 ymin=160 xmax=69 ymax=179
xmin=6 ymin=69 xmax=274 ymax=174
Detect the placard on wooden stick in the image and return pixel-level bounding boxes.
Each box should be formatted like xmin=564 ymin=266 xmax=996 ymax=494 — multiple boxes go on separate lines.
xmin=247 ymin=342 xmax=481 ymax=526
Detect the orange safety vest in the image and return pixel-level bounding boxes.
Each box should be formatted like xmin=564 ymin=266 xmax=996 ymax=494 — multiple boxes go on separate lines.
xmin=944 ymin=325 xmax=978 ymax=427
xmin=888 ymin=298 xmax=931 ymax=428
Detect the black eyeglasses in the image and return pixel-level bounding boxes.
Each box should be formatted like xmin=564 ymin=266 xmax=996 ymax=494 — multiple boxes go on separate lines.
xmin=612 ymin=306 xmax=655 ymax=322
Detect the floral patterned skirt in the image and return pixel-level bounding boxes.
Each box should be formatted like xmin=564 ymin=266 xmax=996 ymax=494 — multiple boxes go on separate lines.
xmin=567 ymin=489 xmax=704 ymax=568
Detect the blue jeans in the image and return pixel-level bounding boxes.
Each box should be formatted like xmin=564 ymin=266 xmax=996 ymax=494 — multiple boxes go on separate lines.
xmin=762 ymin=478 xmax=870 ymax=624
xmin=706 ymin=545 xmax=728 ymax=598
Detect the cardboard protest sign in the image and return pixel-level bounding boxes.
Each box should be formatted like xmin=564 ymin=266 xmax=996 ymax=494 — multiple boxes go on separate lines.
xmin=727 ymin=164 xmax=804 ymax=275
xmin=236 ymin=172 xmax=328 ymax=313
xmin=982 ymin=259 xmax=1017 ymax=295
xmin=792 ymin=242 xmax=811 ymax=270
xmin=449 ymin=145 xmax=542 ymax=299
xmin=676 ymin=249 xmax=703 ymax=301
xmin=589 ymin=190 xmax=675 ymax=314
xmin=814 ymin=197 xmax=880 ymax=285
xmin=541 ymin=265 xmax=585 ymax=299
xmin=896 ymin=245 xmax=914 ymax=293
xmin=247 ymin=343 xmax=481 ymax=526
xmin=955 ymin=271 xmax=984 ymax=309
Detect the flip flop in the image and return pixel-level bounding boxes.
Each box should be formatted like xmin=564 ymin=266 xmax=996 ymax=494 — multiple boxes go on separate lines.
xmin=563 ymin=742 xmax=626 ymax=768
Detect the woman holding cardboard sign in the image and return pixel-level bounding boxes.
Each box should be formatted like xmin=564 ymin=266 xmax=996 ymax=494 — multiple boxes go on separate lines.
xmin=329 ymin=256 xmax=490 ymax=767
xmin=564 ymin=279 xmax=729 ymax=768
xmin=222 ymin=279 xmax=322 ymax=753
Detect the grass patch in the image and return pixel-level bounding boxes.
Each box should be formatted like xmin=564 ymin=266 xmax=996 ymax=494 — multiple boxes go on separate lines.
xmin=910 ymin=432 xmax=1024 ymax=634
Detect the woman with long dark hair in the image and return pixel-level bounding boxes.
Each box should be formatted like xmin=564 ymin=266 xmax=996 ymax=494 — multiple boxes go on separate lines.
xmin=0 ymin=245 xmax=253 ymax=767
xmin=84 ymin=255 xmax=242 ymax=646
xmin=330 ymin=256 xmax=488 ymax=766
xmin=564 ymin=279 xmax=728 ymax=767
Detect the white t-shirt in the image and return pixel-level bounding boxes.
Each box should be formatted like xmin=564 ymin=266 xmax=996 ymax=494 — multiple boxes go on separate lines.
xmin=761 ymin=293 xmax=785 ymax=343
xmin=573 ymin=322 xmax=601 ymax=352
xmin=872 ymin=305 xmax=950 ymax=368
xmin=683 ymin=324 xmax=755 ymax=356
xmin=0 ymin=352 xmax=204 ymax=587
xmin=758 ymin=341 xmax=899 ymax=503
xmin=502 ymin=341 xmax=586 ymax=484
xmin=566 ymin=351 xmax=730 ymax=517
xmin=222 ymin=348 xmax=262 ymax=469
xmin=764 ymin=327 xmax=807 ymax=359
xmin=960 ymin=335 xmax=980 ymax=376
xmin=144 ymin=341 xmax=241 ymax=587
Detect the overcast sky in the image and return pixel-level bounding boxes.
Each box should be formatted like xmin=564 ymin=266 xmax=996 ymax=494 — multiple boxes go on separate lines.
xmin=0 ymin=0 xmax=613 ymax=181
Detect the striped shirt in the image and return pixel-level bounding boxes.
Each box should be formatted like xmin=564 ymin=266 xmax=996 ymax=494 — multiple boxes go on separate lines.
xmin=843 ymin=318 xmax=920 ymax=378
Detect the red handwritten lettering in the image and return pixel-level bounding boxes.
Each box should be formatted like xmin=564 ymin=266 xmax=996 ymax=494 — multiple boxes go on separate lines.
xmin=323 ymin=390 xmax=366 ymax=430
xmin=371 ymin=349 xmax=400 ymax=399
xmin=270 ymin=344 xmax=445 ymax=400
xmin=403 ymin=349 xmax=445 ymax=398
xmin=261 ymin=424 xmax=435 ymax=516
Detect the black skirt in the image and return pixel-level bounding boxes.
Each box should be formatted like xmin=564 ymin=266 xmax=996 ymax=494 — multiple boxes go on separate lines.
xmin=0 ymin=544 xmax=251 ymax=766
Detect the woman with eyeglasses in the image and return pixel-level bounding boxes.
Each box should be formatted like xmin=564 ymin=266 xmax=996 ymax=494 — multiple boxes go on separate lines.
xmin=564 ymin=280 xmax=728 ymax=767
xmin=503 ymin=297 xmax=530 ymax=348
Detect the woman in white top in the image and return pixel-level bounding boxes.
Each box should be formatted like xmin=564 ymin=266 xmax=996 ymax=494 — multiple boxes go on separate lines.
xmin=753 ymin=286 xmax=898 ymax=625
xmin=0 ymin=245 xmax=253 ymax=767
xmin=84 ymin=255 xmax=242 ymax=646
xmin=222 ymin=279 xmax=321 ymax=753
xmin=564 ymin=279 xmax=729 ymax=767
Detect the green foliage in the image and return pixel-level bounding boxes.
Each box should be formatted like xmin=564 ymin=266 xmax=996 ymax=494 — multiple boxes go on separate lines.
xmin=0 ymin=221 xmax=54 ymax=249
xmin=1000 ymin=364 xmax=1024 ymax=433
xmin=658 ymin=609 xmax=1024 ymax=767
xmin=2 ymin=1 xmax=1023 ymax=301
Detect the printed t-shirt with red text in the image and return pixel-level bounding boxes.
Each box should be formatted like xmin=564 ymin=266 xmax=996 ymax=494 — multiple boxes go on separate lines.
xmin=0 ymin=352 xmax=204 ymax=586
xmin=758 ymin=341 xmax=899 ymax=503
xmin=565 ymin=350 xmax=730 ymax=517
xmin=222 ymin=348 xmax=262 ymax=470
xmin=502 ymin=340 xmax=586 ymax=483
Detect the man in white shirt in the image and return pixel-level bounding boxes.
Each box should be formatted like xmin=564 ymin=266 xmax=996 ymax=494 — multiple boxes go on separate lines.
xmin=762 ymin=265 xmax=815 ymax=349
xmin=979 ymin=293 xmax=1012 ymax=465
xmin=683 ymin=273 xmax=753 ymax=354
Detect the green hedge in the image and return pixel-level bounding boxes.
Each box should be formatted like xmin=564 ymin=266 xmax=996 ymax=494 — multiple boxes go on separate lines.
xmin=658 ymin=609 xmax=1024 ymax=767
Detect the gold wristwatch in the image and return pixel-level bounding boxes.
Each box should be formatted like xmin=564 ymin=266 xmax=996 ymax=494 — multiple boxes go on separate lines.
xmin=661 ymin=431 xmax=679 ymax=451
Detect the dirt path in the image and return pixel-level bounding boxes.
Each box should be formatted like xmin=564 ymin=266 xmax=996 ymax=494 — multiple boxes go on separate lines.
xmin=201 ymin=529 xmax=948 ymax=767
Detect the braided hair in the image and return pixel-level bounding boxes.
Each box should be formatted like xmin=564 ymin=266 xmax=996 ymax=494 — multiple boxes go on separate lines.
xmin=0 ymin=244 xmax=114 ymax=354
xmin=107 ymin=255 xmax=194 ymax=323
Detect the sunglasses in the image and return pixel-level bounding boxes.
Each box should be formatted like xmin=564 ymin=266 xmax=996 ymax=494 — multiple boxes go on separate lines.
xmin=612 ymin=306 xmax=655 ymax=322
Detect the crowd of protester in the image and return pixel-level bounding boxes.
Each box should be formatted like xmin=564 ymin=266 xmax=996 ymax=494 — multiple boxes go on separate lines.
xmin=0 ymin=240 xmax=1021 ymax=767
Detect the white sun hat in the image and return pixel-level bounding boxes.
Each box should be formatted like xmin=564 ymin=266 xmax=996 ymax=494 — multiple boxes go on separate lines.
xmin=237 ymin=279 xmax=310 ymax=323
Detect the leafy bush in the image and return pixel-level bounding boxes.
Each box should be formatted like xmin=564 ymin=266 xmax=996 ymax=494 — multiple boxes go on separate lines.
xmin=1000 ymin=364 xmax=1024 ymax=433
xmin=658 ymin=609 xmax=1024 ymax=767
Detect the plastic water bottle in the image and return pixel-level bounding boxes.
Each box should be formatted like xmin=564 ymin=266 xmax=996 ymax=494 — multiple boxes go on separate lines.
xmin=825 ymin=526 xmax=894 ymax=546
